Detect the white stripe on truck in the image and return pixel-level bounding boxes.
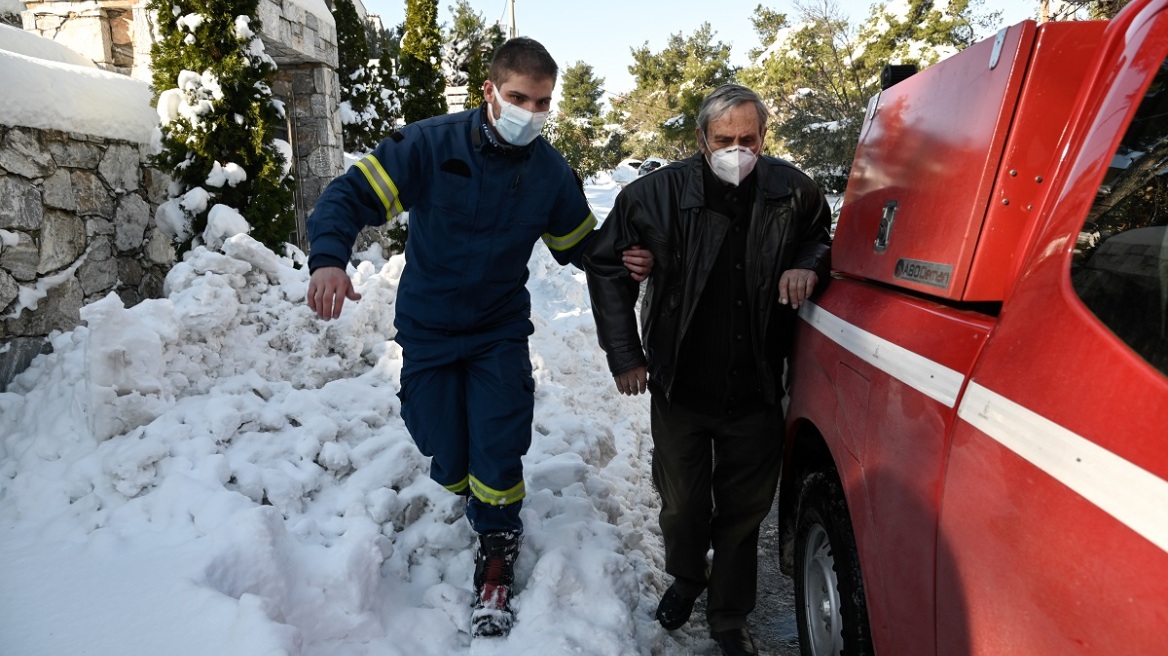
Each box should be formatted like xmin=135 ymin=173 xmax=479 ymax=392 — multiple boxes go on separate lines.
xmin=798 ymin=301 xmax=966 ymax=407
xmin=800 ymin=300 xmax=1168 ymax=554
xmin=958 ymin=381 xmax=1168 ymax=554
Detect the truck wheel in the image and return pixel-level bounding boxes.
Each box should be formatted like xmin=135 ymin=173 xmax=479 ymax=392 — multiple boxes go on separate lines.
xmin=794 ymin=471 xmax=874 ymax=656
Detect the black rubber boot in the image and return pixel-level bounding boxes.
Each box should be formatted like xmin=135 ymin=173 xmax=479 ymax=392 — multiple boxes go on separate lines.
xmin=655 ymin=582 xmax=699 ymax=630
xmin=471 ymin=530 xmax=521 ymax=638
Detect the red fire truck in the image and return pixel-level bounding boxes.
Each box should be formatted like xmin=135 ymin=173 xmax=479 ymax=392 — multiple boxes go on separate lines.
xmin=780 ymin=1 xmax=1168 ymax=654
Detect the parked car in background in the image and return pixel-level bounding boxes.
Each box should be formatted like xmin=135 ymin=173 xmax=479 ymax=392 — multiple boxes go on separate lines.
xmin=616 ymin=157 xmax=643 ymax=171
xmin=637 ymin=157 xmax=669 ymax=176
xmin=612 ymin=157 xmax=643 ymax=186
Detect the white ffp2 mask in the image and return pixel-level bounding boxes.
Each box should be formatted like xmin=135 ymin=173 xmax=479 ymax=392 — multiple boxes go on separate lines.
xmin=702 ymin=133 xmax=758 ymax=186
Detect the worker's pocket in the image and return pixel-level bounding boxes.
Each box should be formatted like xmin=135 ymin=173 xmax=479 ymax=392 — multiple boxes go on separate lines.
xmin=432 ymin=161 xmax=475 ymax=219
xmin=513 ymin=189 xmax=555 ymax=227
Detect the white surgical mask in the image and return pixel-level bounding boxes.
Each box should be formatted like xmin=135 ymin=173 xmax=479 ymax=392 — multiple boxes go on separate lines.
xmin=488 ymin=93 xmax=549 ymax=147
xmin=702 ymin=133 xmax=758 ymax=186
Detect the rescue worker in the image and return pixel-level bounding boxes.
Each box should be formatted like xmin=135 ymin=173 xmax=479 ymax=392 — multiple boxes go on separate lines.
xmin=305 ymin=37 xmax=652 ymax=638
xmin=583 ymin=84 xmax=832 ymax=656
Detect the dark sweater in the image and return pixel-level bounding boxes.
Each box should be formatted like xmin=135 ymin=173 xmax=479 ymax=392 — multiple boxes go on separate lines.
xmin=669 ymin=162 xmax=764 ymax=417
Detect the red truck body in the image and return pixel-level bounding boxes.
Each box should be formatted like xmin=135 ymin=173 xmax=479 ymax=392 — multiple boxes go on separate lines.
xmin=781 ymin=2 xmax=1168 ymax=654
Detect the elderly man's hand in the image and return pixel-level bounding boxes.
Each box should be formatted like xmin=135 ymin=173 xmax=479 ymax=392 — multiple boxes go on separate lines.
xmin=307 ymin=266 xmax=362 ymax=320
xmin=614 ymin=365 xmax=648 ymax=396
xmin=778 ymin=268 xmax=818 ymax=310
xmin=622 ymin=245 xmax=654 ymax=282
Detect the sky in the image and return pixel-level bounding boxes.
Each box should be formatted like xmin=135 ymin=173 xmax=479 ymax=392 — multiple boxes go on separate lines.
xmin=0 ymin=25 xmax=771 ymax=655
xmin=361 ymin=0 xmax=1039 ymax=99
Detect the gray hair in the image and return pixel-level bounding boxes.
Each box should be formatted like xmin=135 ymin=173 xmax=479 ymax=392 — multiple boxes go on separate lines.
xmin=696 ymin=84 xmax=770 ymax=135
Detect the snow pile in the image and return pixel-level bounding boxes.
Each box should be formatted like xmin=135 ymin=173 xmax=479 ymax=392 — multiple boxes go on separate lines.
xmin=0 ymin=23 xmax=95 ymax=67
xmin=0 ymin=189 xmax=718 ymax=652
xmin=0 ymin=26 xmax=157 ymax=143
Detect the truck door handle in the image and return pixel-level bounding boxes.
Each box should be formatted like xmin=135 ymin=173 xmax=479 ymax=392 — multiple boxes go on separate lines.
xmin=875 ymin=200 xmax=898 ymax=253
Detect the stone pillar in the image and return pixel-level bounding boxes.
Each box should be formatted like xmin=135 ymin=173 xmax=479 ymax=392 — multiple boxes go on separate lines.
xmin=271 ymin=62 xmax=343 ymax=253
xmin=130 ymin=1 xmax=153 ymax=81
xmin=21 ymin=0 xmax=138 ymax=74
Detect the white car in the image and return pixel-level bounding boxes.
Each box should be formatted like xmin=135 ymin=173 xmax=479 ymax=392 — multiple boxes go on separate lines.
xmin=612 ymin=158 xmax=642 ymax=185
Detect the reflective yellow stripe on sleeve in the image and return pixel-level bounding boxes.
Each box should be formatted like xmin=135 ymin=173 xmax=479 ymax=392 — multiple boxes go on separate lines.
xmin=353 ymin=154 xmax=405 ymax=221
xmin=468 ymin=475 xmax=526 ymax=506
xmin=542 ymin=212 xmax=597 ymax=251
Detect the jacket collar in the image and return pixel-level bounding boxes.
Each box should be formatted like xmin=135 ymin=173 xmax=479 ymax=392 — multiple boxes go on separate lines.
xmin=679 ymin=154 xmax=707 ymax=211
xmin=472 ymin=103 xmax=533 ymax=158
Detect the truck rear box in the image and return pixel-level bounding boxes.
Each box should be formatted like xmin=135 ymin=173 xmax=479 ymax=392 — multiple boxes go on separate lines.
xmin=833 ymin=19 xmax=1107 ymax=302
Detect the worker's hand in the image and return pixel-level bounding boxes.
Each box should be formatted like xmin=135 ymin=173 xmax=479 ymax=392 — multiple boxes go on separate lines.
xmin=622 ymin=245 xmax=654 ymax=282
xmin=614 ymin=365 xmax=648 ymax=396
xmin=308 ymin=266 xmax=362 ymax=320
xmin=778 ymin=268 xmax=818 ymax=310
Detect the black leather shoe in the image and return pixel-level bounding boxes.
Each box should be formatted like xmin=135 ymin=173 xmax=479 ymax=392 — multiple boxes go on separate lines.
xmin=711 ymin=626 xmax=758 ymax=656
xmin=655 ymin=583 xmax=698 ymax=630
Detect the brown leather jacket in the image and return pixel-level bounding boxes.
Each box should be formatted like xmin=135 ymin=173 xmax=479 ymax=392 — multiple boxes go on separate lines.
xmin=583 ymin=153 xmax=832 ymax=403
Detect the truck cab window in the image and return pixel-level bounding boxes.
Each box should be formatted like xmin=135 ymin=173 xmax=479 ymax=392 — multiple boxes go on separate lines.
xmin=1072 ymin=58 xmax=1168 ymax=376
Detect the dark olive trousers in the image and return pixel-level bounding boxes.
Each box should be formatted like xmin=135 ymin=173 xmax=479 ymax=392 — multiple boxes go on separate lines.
xmin=650 ymin=393 xmax=783 ymax=632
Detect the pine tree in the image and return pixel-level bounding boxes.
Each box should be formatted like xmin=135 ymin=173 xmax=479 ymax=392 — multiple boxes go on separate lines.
xmin=619 ymin=24 xmax=736 ymax=159
xmin=370 ymin=28 xmax=403 ymax=140
xmin=1045 ymin=0 xmax=1132 ymax=19
xmin=738 ymin=3 xmax=862 ymax=193
xmin=545 ymin=116 xmax=625 ymax=181
xmin=442 ymin=0 xmax=504 ymax=109
xmin=738 ymin=0 xmax=1001 ymax=193
xmin=548 ymin=62 xmax=622 ymax=179
xmin=365 ymin=20 xmax=385 ymax=58
xmin=466 ymin=23 xmax=505 ymax=108
xmin=382 ymin=21 xmax=404 ymax=62
xmin=400 ymin=0 xmax=447 ymax=123
xmin=372 ymin=30 xmax=408 ymax=254
xmin=148 ymin=0 xmax=295 ymax=252
xmin=334 ymin=0 xmax=379 ymax=153
xmin=859 ymin=0 xmax=989 ymax=69
xmin=559 ymin=62 xmax=604 ymax=119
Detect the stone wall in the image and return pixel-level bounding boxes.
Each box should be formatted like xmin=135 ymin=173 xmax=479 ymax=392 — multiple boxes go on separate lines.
xmin=0 ymin=125 xmax=174 ymax=390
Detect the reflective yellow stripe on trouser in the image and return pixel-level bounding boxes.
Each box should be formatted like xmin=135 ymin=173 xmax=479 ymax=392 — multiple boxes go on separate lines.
xmin=469 ymin=475 xmax=525 ymax=506
xmin=443 ymin=475 xmax=470 ymax=495
xmin=542 ymin=212 xmax=597 ymax=251
xmin=353 ymin=154 xmax=404 ymax=220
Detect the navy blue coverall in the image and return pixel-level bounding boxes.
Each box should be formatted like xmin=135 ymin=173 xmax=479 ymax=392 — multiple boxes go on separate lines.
xmin=307 ymin=106 xmax=597 ymax=533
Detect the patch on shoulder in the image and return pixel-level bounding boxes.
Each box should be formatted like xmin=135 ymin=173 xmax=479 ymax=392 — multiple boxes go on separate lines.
xmin=389 ymin=131 xmax=405 ymax=143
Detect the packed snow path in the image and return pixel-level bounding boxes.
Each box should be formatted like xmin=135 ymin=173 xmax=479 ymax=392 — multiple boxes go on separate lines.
xmin=0 ymin=175 xmax=799 ymax=655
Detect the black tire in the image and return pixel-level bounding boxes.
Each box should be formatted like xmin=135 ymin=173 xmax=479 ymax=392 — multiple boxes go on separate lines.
xmin=794 ymin=470 xmax=874 ymax=656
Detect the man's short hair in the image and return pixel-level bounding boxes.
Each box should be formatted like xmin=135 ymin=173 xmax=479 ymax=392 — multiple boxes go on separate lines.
xmin=697 ymin=84 xmax=770 ymax=135
xmin=489 ymin=37 xmax=558 ymax=84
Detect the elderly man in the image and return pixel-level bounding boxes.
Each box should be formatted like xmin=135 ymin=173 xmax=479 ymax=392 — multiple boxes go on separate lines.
xmin=583 ymin=84 xmax=832 ymax=655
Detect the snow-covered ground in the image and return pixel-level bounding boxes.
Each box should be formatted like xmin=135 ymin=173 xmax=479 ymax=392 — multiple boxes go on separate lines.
xmin=0 ymin=23 xmax=773 ymax=655
xmin=0 ymin=167 xmax=762 ymax=654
